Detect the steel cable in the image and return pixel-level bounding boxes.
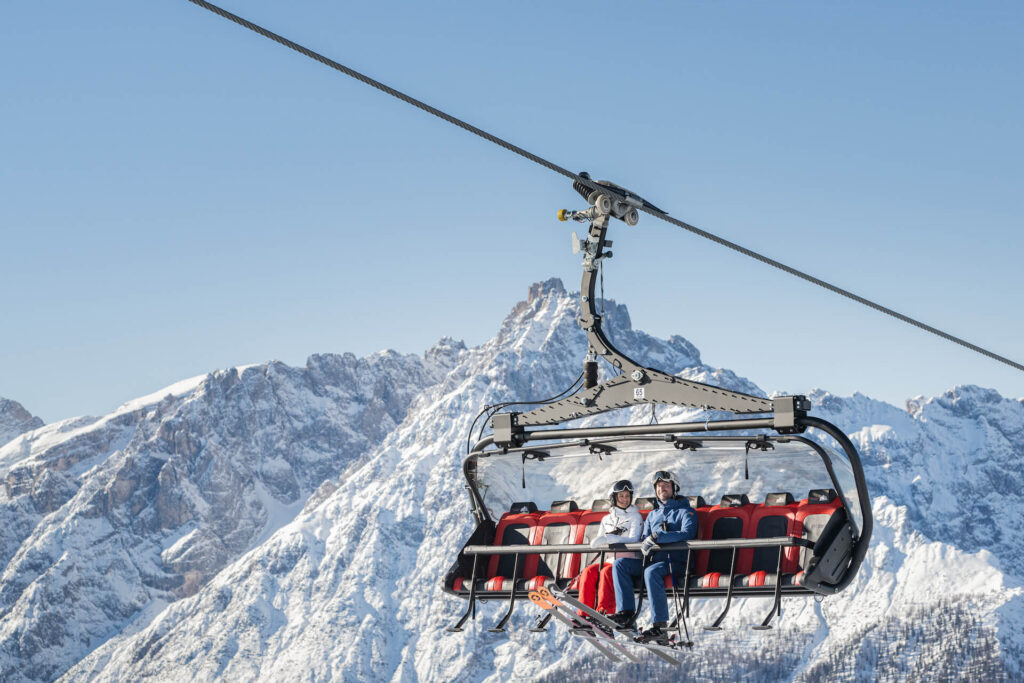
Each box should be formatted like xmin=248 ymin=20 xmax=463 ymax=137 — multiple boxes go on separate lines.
xmin=184 ymin=0 xmax=579 ymax=182
xmin=184 ymin=0 xmax=1024 ymax=374
xmin=640 ymin=206 xmax=1024 ymax=372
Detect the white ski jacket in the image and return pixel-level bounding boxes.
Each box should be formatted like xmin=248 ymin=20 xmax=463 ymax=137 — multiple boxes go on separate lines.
xmin=589 ymin=504 xmax=644 ymax=561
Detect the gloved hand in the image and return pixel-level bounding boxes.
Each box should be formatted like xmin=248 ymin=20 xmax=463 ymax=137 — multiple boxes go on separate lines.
xmin=611 ymin=526 xmax=626 ymax=536
xmin=640 ymin=534 xmax=659 ymax=556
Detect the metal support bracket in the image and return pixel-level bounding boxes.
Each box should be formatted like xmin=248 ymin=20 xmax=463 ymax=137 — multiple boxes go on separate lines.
xmin=529 ymin=612 xmax=553 ymax=632
xmin=705 ymin=547 xmax=738 ymax=631
xmin=489 ymin=177 xmax=809 ymax=447
xmin=488 ymin=553 xmax=522 ymax=632
xmin=448 ymin=553 xmax=480 ymax=632
xmin=753 ymin=545 xmax=786 ymax=630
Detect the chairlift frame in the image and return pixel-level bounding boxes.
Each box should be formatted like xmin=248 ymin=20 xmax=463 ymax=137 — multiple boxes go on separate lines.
xmin=444 ymin=178 xmax=872 ymax=640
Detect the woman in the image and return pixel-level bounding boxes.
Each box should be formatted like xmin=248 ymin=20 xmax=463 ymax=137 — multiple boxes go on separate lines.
xmin=576 ymin=479 xmax=643 ymax=616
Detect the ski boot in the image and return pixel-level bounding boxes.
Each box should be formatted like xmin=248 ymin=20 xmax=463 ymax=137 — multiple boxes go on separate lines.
xmin=609 ymin=610 xmax=635 ymax=630
xmin=635 ymin=622 xmax=673 ymax=646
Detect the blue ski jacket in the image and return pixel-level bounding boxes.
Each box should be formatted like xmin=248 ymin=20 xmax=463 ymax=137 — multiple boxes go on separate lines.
xmin=641 ymin=498 xmax=698 ymax=564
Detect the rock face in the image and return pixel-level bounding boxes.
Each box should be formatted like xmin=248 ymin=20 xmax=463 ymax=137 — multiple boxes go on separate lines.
xmin=0 ymin=398 xmax=44 ymax=447
xmin=3 ymin=279 xmax=1023 ymax=682
xmin=0 ymin=347 xmax=460 ymax=683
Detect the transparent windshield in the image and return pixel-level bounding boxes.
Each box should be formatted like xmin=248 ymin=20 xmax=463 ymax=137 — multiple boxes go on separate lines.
xmin=473 ymin=437 xmax=858 ymax=529
xmin=825 ymin=444 xmax=863 ymax=534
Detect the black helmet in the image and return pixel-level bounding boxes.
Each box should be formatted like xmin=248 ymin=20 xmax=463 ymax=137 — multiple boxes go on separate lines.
xmin=608 ymin=479 xmax=634 ymax=507
xmin=652 ymin=470 xmax=680 ymax=494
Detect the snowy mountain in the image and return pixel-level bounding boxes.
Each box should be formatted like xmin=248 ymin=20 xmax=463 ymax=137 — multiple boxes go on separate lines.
xmin=0 ymin=398 xmax=44 ymax=448
xmin=0 ymin=349 xmax=459 ymax=682
xmin=2 ymin=278 xmax=1023 ymax=681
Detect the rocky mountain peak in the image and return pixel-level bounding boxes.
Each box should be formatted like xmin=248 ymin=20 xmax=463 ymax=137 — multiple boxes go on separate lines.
xmin=0 ymin=398 xmax=44 ymax=447
xmin=0 ymin=350 xmax=448 ymax=682
xmin=527 ymin=276 xmax=566 ymax=303
xmin=3 ymin=282 xmax=1023 ymax=681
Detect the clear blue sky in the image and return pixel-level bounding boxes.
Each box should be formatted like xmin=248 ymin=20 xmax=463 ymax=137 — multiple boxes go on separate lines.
xmin=2 ymin=1 xmax=1022 ymax=423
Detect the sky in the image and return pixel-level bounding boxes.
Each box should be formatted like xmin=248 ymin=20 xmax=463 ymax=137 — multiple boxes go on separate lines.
xmin=2 ymin=1 xmax=1022 ymax=423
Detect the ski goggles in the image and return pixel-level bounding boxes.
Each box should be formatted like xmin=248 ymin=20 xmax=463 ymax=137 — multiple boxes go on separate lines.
xmin=652 ymin=471 xmax=675 ymax=484
xmin=610 ymin=479 xmax=634 ymax=493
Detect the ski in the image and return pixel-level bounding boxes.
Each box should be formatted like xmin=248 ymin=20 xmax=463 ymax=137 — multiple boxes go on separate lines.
xmin=530 ymin=590 xmax=641 ymax=663
xmin=546 ymin=586 xmax=683 ymax=665
xmin=527 ymin=590 xmax=622 ymax=662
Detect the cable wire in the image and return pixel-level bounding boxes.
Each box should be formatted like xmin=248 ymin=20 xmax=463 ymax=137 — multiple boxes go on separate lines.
xmin=638 ymin=204 xmax=1024 ymax=373
xmin=184 ymin=0 xmax=1024 ymax=375
xmin=466 ymin=370 xmax=585 ymax=453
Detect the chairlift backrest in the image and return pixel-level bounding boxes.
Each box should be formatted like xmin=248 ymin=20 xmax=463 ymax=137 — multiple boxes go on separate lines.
xmin=692 ymin=499 xmax=711 ymax=545
xmin=489 ymin=509 xmax=541 ymax=581
xmin=700 ymin=494 xmax=755 ymax=576
xmin=749 ymin=493 xmax=799 ymax=573
xmin=536 ymin=507 xmax=583 ymax=580
xmin=578 ymin=508 xmax=608 ymax=567
xmin=795 ymin=489 xmax=841 ymax=568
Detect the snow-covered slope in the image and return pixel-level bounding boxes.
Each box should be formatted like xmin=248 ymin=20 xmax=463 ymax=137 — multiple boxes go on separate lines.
xmin=0 ymin=398 xmax=44 ymax=448
xmin=3 ymin=278 xmax=1023 ymax=681
xmin=0 ymin=347 xmax=460 ymax=682
xmin=43 ymin=279 xmax=1022 ymax=682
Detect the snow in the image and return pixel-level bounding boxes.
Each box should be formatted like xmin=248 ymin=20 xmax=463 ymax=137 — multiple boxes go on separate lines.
xmin=251 ymin=479 xmax=306 ymax=548
xmin=0 ymin=350 xmax=448 ymax=682
xmin=1 ymin=278 xmax=1022 ymax=681
xmin=115 ymin=374 xmax=207 ymax=414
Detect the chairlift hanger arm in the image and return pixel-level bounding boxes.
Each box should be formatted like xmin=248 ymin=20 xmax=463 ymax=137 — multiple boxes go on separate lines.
xmin=491 ymin=179 xmax=808 ymax=447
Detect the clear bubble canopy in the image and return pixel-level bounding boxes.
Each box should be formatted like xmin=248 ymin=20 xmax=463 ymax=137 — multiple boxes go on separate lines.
xmin=473 ymin=435 xmax=863 ymax=535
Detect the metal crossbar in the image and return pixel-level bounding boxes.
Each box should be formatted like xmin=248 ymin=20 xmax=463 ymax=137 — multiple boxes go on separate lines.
xmin=463 ymin=536 xmax=812 ymax=556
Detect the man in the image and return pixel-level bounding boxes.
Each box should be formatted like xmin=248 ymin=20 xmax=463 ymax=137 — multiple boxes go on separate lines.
xmin=609 ymin=470 xmax=697 ymax=641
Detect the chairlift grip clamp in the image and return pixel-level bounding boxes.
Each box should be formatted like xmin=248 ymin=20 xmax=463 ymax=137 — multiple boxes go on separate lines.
xmin=491 ymin=412 xmax=523 ymax=447
xmin=772 ymin=396 xmax=810 ymax=434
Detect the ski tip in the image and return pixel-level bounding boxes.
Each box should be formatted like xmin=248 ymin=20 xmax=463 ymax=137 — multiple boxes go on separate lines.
xmin=528 ymin=591 xmax=552 ymax=609
xmin=536 ymin=586 xmax=563 ymax=606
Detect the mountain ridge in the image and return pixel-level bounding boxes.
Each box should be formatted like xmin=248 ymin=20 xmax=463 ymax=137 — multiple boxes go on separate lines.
xmin=1 ymin=278 xmax=1021 ymax=681
xmin=0 ymin=347 xmax=459 ymax=682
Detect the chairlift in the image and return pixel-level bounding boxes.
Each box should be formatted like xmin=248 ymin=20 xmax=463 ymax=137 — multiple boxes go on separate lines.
xmin=443 ymin=176 xmax=872 ymax=652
